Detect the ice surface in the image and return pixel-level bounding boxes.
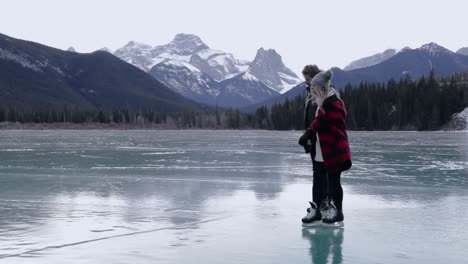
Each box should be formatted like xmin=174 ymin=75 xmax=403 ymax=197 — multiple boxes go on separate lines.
xmin=0 ymin=130 xmax=467 ymax=263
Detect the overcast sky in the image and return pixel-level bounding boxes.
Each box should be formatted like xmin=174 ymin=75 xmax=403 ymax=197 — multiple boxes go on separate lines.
xmin=1 ymin=0 xmax=467 ymax=75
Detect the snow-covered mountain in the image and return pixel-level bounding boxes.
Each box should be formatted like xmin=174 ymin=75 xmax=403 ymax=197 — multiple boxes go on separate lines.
xmin=113 ymin=34 xmax=249 ymax=80
xmin=151 ymin=33 xmax=208 ymax=57
xmin=214 ymin=72 xmax=280 ymax=108
xmin=417 ymin=42 xmax=453 ymax=57
xmin=247 ymin=48 xmax=302 ymax=93
xmin=99 ymin=47 xmax=113 ymax=53
xmin=112 ymin=33 xmax=298 ymax=107
xmin=331 ymin=42 xmax=468 ymax=89
xmin=344 ymin=44 xmax=462 ymax=71
xmin=189 ymin=49 xmax=249 ymax=81
xmin=148 ymin=58 xmax=279 ymax=108
xmin=66 ymin=46 xmax=76 ymax=52
xmin=148 ymin=59 xmax=218 ymax=106
xmin=251 ymin=42 xmax=468 ymax=112
xmin=113 ymin=41 xmax=153 ymax=71
xmin=457 ymin=47 xmax=468 ymax=56
xmin=398 ymin=46 xmax=412 ymax=53
xmin=344 ymin=49 xmax=396 ymax=71
xmin=0 ymin=32 xmax=207 ymax=112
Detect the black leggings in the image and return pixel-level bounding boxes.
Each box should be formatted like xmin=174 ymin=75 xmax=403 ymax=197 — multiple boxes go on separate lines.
xmin=312 ymin=160 xmax=343 ymax=211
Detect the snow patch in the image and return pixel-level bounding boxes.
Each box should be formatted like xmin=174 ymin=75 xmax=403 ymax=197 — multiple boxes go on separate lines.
xmin=418 ymin=43 xmax=452 ymax=56
xmin=397 ymin=47 xmax=412 ymax=54
xmin=0 ymin=48 xmax=64 ymax=75
xmin=100 ymin=47 xmax=113 ymax=53
xmin=156 ymin=52 xmax=191 ymax=62
xmin=278 ymin=72 xmax=300 ymax=82
xmin=210 ymin=53 xmax=233 ymax=67
xmin=457 ymin=47 xmax=468 ymax=56
xmin=0 ymin=48 xmax=42 ymax=72
xmin=124 ymin=41 xmax=152 ymax=50
xmin=454 ymin=107 xmax=468 ymax=130
xmin=278 ymin=79 xmax=299 ymax=94
xmin=149 ymin=53 xmax=192 ymax=69
xmin=157 ymin=59 xmax=202 ymax=73
xmin=236 ymin=64 xmax=250 ymax=72
xmin=241 ymin=72 xmax=259 ymax=82
xmin=443 ymin=107 xmax=468 ymax=131
xmin=196 ymin=48 xmax=225 ymax=60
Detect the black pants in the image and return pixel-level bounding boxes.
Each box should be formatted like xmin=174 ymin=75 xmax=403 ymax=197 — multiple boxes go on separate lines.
xmin=312 ymin=160 xmax=343 ymax=211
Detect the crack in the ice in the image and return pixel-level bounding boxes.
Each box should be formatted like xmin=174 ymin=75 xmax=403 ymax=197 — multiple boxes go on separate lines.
xmin=0 ymin=215 xmax=234 ymax=259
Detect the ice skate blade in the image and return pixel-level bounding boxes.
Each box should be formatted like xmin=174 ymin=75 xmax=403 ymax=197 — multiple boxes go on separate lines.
xmin=301 ymin=221 xmax=322 ymax=228
xmin=321 ymin=221 xmax=344 ymax=228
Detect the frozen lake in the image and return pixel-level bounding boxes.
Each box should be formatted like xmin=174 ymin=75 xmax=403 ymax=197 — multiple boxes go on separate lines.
xmin=0 ymin=130 xmax=467 ymax=264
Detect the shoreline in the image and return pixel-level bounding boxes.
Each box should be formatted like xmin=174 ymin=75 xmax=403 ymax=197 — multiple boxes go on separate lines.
xmin=0 ymin=122 xmax=466 ymax=132
xmin=0 ymin=122 xmax=263 ymax=130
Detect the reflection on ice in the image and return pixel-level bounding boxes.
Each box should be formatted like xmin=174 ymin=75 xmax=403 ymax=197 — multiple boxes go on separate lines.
xmin=302 ymin=227 xmax=343 ymax=264
xmin=0 ymin=130 xmax=467 ymax=263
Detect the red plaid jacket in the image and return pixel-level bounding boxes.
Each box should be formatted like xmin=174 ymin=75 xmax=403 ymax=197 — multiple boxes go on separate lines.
xmin=309 ymin=94 xmax=352 ymax=174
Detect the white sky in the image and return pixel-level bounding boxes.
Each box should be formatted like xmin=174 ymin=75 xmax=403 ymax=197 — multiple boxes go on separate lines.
xmin=1 ymin=0 xmax=467 ymax=76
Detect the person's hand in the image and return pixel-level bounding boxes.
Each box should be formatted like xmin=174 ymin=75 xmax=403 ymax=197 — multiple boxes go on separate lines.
xmin=298 ymin=129 xmax=312 ymax=146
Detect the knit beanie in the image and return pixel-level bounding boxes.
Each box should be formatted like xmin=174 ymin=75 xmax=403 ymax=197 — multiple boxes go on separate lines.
xmin=310 ymin=69 xmax=333 ymax=92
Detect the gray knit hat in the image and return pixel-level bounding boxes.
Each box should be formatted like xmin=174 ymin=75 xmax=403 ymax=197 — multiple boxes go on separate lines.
xmin=310 ymin=69 xmax=333 ymax=92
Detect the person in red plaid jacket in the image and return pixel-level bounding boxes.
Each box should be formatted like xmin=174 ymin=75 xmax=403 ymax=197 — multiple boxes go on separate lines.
xmin=299 ymin=68 xmax=352 ymax=226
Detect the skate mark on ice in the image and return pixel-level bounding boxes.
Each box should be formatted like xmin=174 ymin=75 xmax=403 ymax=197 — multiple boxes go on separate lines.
xmin=0 ymin=215 xmax=234 ymax=259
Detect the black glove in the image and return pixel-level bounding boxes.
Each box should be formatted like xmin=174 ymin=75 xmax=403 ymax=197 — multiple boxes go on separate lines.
xmin=298 ymin=129 xmax=312 ymax=147
xmin=303 ymin=145 xmax=311 ymax=153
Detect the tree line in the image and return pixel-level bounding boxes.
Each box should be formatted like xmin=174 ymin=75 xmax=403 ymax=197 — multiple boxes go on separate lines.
xmin=1 ymin=71 xmax=467 ymax=130
xmin=258 ymin=71 xmax=468 ymax=130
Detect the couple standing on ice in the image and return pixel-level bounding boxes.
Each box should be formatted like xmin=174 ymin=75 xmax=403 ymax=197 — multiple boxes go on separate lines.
xmin=298 ymin=65 xmax=352 ymax=227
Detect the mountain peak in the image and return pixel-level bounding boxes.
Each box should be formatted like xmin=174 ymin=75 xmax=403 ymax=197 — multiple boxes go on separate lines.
xmin=125 ymin=41 xmax=135 ymax=46
xmin=256 ymin=47 xmax=280 ymax=58
xmin=382 ymin=49 xmax=397 ymax=55
xmin=457 ymin=47 xmax=468 ymax=56
xmin=418 ymin=42 xmax=452 ymax=56
xmin=252 ymin=48 xmax=283 ymax=67
xmin=99 ymin=47 xmax=113 ymax=53
xmin=398 ymin=46 xmax=412 ymax=53
xmin=420 ymin=42 xmax=444 ymax=49
xmin=248 ymin=47 xmax=301 ymax=93
xmin=344 ymin=48 xmax=397 ymax=71
xmin=173 ymin=33 xmax=204 ymax=44
xmin=67 ymin=46 xmax=76 ymax=52
xmin=123 ymin=41 xmax=152 ymax=49
xmin=0 ymin=31 xmax=205 ymax=112
xmin=114 ymin=41 xmax=154 ymax=71
xmin=167 ymin=33 xmax=209 ymax=54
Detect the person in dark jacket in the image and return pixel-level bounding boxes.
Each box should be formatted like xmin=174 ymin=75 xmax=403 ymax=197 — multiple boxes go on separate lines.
xmin=299 ymin=65 xmax=326 ymax=224
xmin=302 ymin=65 xmax=321 ymax=132
xmin=299 ymin=68 xmax=352 ymax=226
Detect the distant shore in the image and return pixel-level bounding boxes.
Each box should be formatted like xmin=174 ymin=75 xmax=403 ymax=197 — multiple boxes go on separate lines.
xmin=0 ymin=122 xmax=253 ymax=130
xmin=0 ymin=122 xmax=183 ymax=130
xmin=1 ymin=122 xmax=466 ymax=132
